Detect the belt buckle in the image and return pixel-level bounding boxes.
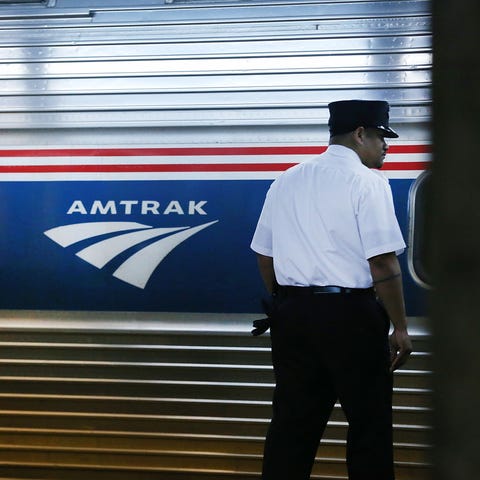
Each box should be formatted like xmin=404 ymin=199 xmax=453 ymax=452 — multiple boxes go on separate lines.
xmin=313 ymin=286 xmax=342 ymax=294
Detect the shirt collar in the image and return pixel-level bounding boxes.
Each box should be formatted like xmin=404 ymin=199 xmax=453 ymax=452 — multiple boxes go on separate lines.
xmin=323 ymin=144 xmax=366 ymax=170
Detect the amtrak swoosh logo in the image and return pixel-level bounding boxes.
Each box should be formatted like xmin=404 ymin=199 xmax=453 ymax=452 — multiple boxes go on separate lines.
xmin=44 ymin=220 xmax=218 ymax=289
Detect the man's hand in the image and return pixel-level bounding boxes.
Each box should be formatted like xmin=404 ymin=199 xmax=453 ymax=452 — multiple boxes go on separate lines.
xmin=389 ymin=329 xmax=413 ymax=372
xmin=368 ymin=252 xmax=411 ymax=373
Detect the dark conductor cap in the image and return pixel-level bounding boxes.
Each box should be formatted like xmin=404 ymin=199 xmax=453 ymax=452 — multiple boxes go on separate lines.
xmin=328 ymin=100 xmax=399 ymax=138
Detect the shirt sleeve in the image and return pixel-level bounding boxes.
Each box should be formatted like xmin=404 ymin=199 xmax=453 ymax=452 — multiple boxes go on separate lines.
xmin=357 ymin=176 xmax=406 ymax=259
xmin=250 ymin=185 xmax=274 ymax=256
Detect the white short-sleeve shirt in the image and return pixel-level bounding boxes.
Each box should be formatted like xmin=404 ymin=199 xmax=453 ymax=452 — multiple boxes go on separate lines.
xmin=250 ymin=144 xmax=406 ymax=288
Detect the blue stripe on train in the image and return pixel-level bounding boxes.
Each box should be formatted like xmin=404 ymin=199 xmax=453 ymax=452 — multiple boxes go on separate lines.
xmin=0 ymin=179 xmax=426 ymax=315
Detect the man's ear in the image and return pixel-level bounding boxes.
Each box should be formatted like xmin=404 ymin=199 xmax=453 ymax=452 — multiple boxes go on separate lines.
xmin=352 ymin=126 xmax=366 ymax=145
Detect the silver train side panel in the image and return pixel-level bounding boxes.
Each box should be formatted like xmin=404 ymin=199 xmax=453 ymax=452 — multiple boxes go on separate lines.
xmin=0 ymin=0 xmax=431 ymax=139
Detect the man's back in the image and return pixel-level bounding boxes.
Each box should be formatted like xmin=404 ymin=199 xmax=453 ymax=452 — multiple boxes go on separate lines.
xmin=252 ymin=144 xmax=403 ymax=288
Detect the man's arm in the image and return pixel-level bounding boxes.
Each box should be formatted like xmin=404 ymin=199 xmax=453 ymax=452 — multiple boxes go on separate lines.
xmin=256 ymin=253 xmax=277 ymax=294
xmin=368 ymin=252 xmax=413 ymax=372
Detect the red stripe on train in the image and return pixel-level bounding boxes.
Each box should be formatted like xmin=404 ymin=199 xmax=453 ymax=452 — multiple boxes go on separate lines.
xmin=0 ymin=145 xmax=431 ymax=157
xmin=0 ymin=161 xmax=430 ymax=173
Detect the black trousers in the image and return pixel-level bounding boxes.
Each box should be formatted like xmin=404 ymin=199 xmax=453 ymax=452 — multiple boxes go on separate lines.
xmin=262 ymin=290 xmax=394 ymax=480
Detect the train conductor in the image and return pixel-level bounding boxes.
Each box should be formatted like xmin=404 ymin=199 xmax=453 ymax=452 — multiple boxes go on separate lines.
xmin=250 ymin=99 xmax=413 ymax=480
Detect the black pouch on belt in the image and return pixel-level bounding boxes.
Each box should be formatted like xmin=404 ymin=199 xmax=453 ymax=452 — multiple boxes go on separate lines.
xmin=251 ymin=294 xmax=278 ymax=336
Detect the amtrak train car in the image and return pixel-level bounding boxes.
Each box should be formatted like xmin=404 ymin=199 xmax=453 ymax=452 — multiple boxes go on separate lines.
xmin=0 ymin=1 xmax=432 ymax=478
xmin=0 ymin=0 xmax=431 ymax=316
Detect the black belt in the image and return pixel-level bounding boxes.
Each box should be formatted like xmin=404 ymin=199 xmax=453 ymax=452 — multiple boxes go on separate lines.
xmin=278 ymin=285 xmax=374 ymax=295
xmin=251 ymin=285 xmax=374 ymax=336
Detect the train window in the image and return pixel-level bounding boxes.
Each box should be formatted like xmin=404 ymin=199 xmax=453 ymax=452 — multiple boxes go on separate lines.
xmin=408 ymin=170 xmax=432 ymax=288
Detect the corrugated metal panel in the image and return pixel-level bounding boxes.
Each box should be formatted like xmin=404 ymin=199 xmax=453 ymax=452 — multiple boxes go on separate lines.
xmin=0 ymin=314 xmax=432 ymax=480
xmin=0 ymin=0 xmax=431 ymax=129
